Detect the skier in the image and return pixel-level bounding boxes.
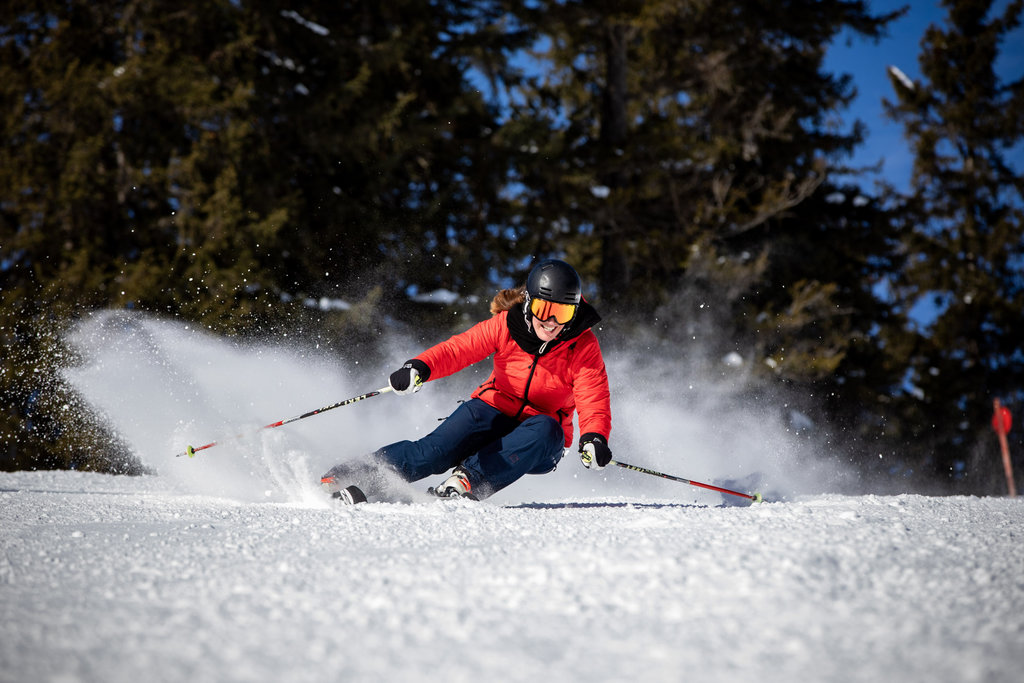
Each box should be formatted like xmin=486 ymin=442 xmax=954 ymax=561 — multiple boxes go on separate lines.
xmin=321 ymin=258 xmax=613 ymax=503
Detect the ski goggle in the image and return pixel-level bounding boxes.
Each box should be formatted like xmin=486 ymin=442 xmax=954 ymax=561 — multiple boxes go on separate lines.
xmin=529 ymin=297 xmax=578 ymax=325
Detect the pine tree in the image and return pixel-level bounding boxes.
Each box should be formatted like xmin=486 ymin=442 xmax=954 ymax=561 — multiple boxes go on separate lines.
xmin=884 ymin=0 xmax=1024 ymax=490
xmin=499 ymin=1 xmax=913 ymax=453
xmin=0 ymin=1 xmax=531 ymax=469
xmin=0 ymin=1 xmax=296 ymax=468
xmin=229 ymin=1 xmax=533 ymax=309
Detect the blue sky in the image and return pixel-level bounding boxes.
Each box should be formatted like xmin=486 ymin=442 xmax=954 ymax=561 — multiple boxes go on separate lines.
xmin=825 ymin=0 xmax=1024 ymax=193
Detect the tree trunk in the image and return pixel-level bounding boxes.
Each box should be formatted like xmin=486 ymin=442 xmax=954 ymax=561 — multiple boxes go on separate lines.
xmin=599 ymin=23 xmax=630 ymax=304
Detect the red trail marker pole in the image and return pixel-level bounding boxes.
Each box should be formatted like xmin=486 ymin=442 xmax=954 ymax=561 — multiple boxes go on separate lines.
xmin=991 ymin=399 xmax=1016 ymax=497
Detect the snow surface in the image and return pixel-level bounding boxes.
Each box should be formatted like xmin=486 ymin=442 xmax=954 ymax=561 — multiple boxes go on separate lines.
xmin=3 ymin=311 xmax=1023 ymax=682
xmin=3 ymin=471 xmax=1023 ymax=683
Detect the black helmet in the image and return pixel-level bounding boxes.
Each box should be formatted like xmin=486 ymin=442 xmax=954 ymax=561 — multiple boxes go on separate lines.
xmin=526 ymin=259 xmax=581 ymax=305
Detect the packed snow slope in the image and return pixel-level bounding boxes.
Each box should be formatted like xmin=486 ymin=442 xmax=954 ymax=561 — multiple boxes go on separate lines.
xmin=2 ymin=311 xmax=1022 ymax=682
xmin=2 ymin=471 xmax=1023 ymax=683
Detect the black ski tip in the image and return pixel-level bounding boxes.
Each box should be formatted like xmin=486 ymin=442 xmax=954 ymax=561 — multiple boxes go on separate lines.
xmin=331 ymin=485 xmax=368 ymax=505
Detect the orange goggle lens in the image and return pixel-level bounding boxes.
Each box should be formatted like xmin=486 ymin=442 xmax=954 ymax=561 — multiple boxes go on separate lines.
xmin=530 ymin=298 xmax=577 ymax=325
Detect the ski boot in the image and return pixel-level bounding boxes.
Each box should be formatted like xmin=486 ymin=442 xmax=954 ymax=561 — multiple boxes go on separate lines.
xmin=427 ymin=468 xmax=479 ymax=501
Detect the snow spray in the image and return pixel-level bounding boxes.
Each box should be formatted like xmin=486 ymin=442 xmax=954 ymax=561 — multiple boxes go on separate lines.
xmin=61 ymin=310 xmax=848 ymax=506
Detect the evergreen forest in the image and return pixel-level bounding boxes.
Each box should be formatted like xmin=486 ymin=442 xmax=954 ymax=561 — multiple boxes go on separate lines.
xmin=2 ymin=0 xmax=1022 ymax=494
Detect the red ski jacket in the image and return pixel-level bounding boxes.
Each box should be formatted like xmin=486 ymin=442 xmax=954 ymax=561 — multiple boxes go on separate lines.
xmin=414 ymin=305 xmax=611 ymax=448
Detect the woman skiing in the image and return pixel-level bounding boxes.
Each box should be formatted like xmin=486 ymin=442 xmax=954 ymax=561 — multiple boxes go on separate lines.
xmin=321 ymin=258 xmax=613 ymax=503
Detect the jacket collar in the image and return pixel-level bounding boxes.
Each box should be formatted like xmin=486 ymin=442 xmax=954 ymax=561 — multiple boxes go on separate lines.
xmin=506 ymin=300 xmax=602 ymax=355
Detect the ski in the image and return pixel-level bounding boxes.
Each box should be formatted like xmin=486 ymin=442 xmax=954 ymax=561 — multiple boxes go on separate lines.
xmin=330 ymin=485 xmax=368 ymax=505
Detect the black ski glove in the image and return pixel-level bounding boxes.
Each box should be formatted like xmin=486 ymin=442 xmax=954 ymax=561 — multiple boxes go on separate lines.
xmin=578 ymin=432 xmax=612 ymax=470
xmin=389 ymin=359 xmax=430 ymax=395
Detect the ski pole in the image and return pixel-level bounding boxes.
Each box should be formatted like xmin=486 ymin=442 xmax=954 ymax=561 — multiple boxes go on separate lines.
xmin=610 ymin=459 xmax=764 ymax=503
xmin=178 ymin=386 xmax=393 ymax=458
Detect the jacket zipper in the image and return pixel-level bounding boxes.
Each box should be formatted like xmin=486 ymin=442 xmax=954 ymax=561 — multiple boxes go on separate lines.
xmin=514 ymin=353 xmax=541 ymax=420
